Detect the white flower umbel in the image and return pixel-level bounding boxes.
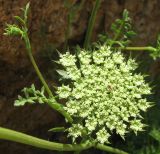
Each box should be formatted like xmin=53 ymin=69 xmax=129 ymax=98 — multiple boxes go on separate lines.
xmin=57 ymin=45 xmax=152 ymax=144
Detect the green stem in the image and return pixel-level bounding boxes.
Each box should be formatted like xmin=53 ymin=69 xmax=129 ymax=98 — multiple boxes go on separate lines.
xmin=24 ymin=32 xmax=53 ymax=97
xmin=64 ymin=12 xmax=71 ymax=51
xmin=0 ymin=127 xmax=92 ymax=151
xmin=95 ymin=144 xmax=128 ymax=154
xmin=84 ymin=0 xmax=101 ymax=49
xmin=110 ymin=20 xmax=125 ymax=47
xmin=113 ymin=22 xmax=124 ymax=44
xmin=23 ymin=30 xmax=73 ymax=123
xmin=120 ymin=46 xmax=157 ymax=52
xmin=0 ymin=127 xmax=128 ymax=154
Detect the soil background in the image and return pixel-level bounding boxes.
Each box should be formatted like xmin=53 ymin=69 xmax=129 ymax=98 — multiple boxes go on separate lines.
xmin=0 ymin=0 xmax=160 ymax=153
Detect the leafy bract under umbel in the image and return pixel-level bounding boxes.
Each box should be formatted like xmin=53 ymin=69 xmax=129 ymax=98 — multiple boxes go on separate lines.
xmin=57 ymin=45 xmax=152 ymax=144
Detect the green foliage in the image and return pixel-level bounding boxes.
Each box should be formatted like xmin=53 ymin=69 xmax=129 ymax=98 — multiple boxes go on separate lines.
xmin=137 ymin=128 xmax=160 ymax=154
xmin=150 ymin=128 xmax=160 ymax=142
xmin=109 ymin=9 xmax=136 ymax=47
xmin=4 ymin=24 xmax=24 ymax=37
xmin=150 ymin=35 xmax=160 ymax=59
xmin=136 ymin=145 xmax=160 ymax=154
xmin=4 ymin=2 xmax=73 ymax=123
xmin=4 ymin=2 xmax=30 ymax=38
xmin=99 ymin=9 xmax=160 ymax=60
xmin=48 ymin=127 xmax=65 ymax=132
xmin=14 ymin=84 xmax=46 ymax=106
xmin=22 ymin=2 xmax=30 ymax=23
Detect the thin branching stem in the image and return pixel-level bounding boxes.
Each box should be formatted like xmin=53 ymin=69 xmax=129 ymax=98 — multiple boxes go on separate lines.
xmin=23 ymin=29 xmax=73 ymax=123
xmin=23 ymin=30 xmax=53 ymax=98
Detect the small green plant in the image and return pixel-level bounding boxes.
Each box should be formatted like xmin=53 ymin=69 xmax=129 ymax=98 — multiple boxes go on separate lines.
xmin=0 ymin=2 xmax=160 ymax=154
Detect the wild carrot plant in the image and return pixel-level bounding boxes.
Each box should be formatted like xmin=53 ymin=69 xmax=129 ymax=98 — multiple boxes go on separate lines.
xmin=0 ymin=1 xmax=160 ymax=154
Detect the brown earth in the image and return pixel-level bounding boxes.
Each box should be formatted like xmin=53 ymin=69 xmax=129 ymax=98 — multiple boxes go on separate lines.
xmin=0 ymin=0 xmax=160 ymax=153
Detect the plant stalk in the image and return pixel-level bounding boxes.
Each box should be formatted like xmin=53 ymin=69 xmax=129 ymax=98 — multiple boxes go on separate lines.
xmin=84 ymin=0 xmax=101 ymax=49
xmin=110 ymin=19 xmax=125 ymax=47
xmin=95 ymin=144 xmax=128 ymax=154
xmin=23 ymin=30 xmax=73 ymax=123
xmin=64 ymin=12 xmax=71 ymax=51
xmin=0 ymin=127 xmax=128 ymax=154
xmin=112 ymin=22 xmax=124 ymax=45
xmin=24 ymin=31 xmax=53 ymax=98
xmin=120 ymin=46 xmax=157 ymax=52
xmin=0 ymin=127 xmax=92 ymax=151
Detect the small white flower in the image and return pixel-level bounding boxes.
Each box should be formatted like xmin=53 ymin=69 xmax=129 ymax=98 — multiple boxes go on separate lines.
xmin=130 ymin=119 xmax=145 ymax=134
xmin=96 ymin=128 xmax=110 ymax=144
xmin=67 ymin=124 xmax=84 ymax=142
xmin=85 ymin=117 xmax=98 ymax=132
xmin=57 ymin=85 xmax=71 ymax=99
xmin=78 ymin=50 xmax=91 ymax=65
xmin=59 ymin=52 xmax=76 ymax=67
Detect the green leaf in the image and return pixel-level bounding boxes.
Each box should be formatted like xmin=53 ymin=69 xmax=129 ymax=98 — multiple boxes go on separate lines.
xmin=109 ymin=9 xmax=136 ymax=47
xmin=31 ymin=84 xmax=35 ymax=91
xmin=153 ymin=34 xmax=160 ymax=59
xmin=150 ymin=129 xmax=160 ymax=142
xmin=38 ymin=98 xmax=44 ymax=104
xmin=24 ymin=2 xmax=30 ymax=23
xmin=4 ymin=24 xmax=24 ymax=37
xmin=126 ymin=31 xmax=136 ymax=38
xmin=122 ymin=11 xmax=130 ymax=21
xmin=48 ymin=127 xmax=65 ymax=132
xmin=41 ymin=87 xmax=45 ymax=95
xmin=14 ymin=84 xmax=46 ymax=106
xmin=14 ymin=16 xmax=25 ymax=25
xmin=149 ymin=35 xmax=160 ymax=60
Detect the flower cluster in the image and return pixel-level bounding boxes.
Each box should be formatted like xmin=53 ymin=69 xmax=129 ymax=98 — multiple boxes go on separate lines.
xmin=57 ymin=45 xmax=152 ymax=144
xmin=4 ymin=24 xmax=24 ymax=38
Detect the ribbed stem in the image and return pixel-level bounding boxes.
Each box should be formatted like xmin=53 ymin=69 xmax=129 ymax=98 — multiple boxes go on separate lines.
xmin=84 ymin=0 xmax=101 ymax=49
